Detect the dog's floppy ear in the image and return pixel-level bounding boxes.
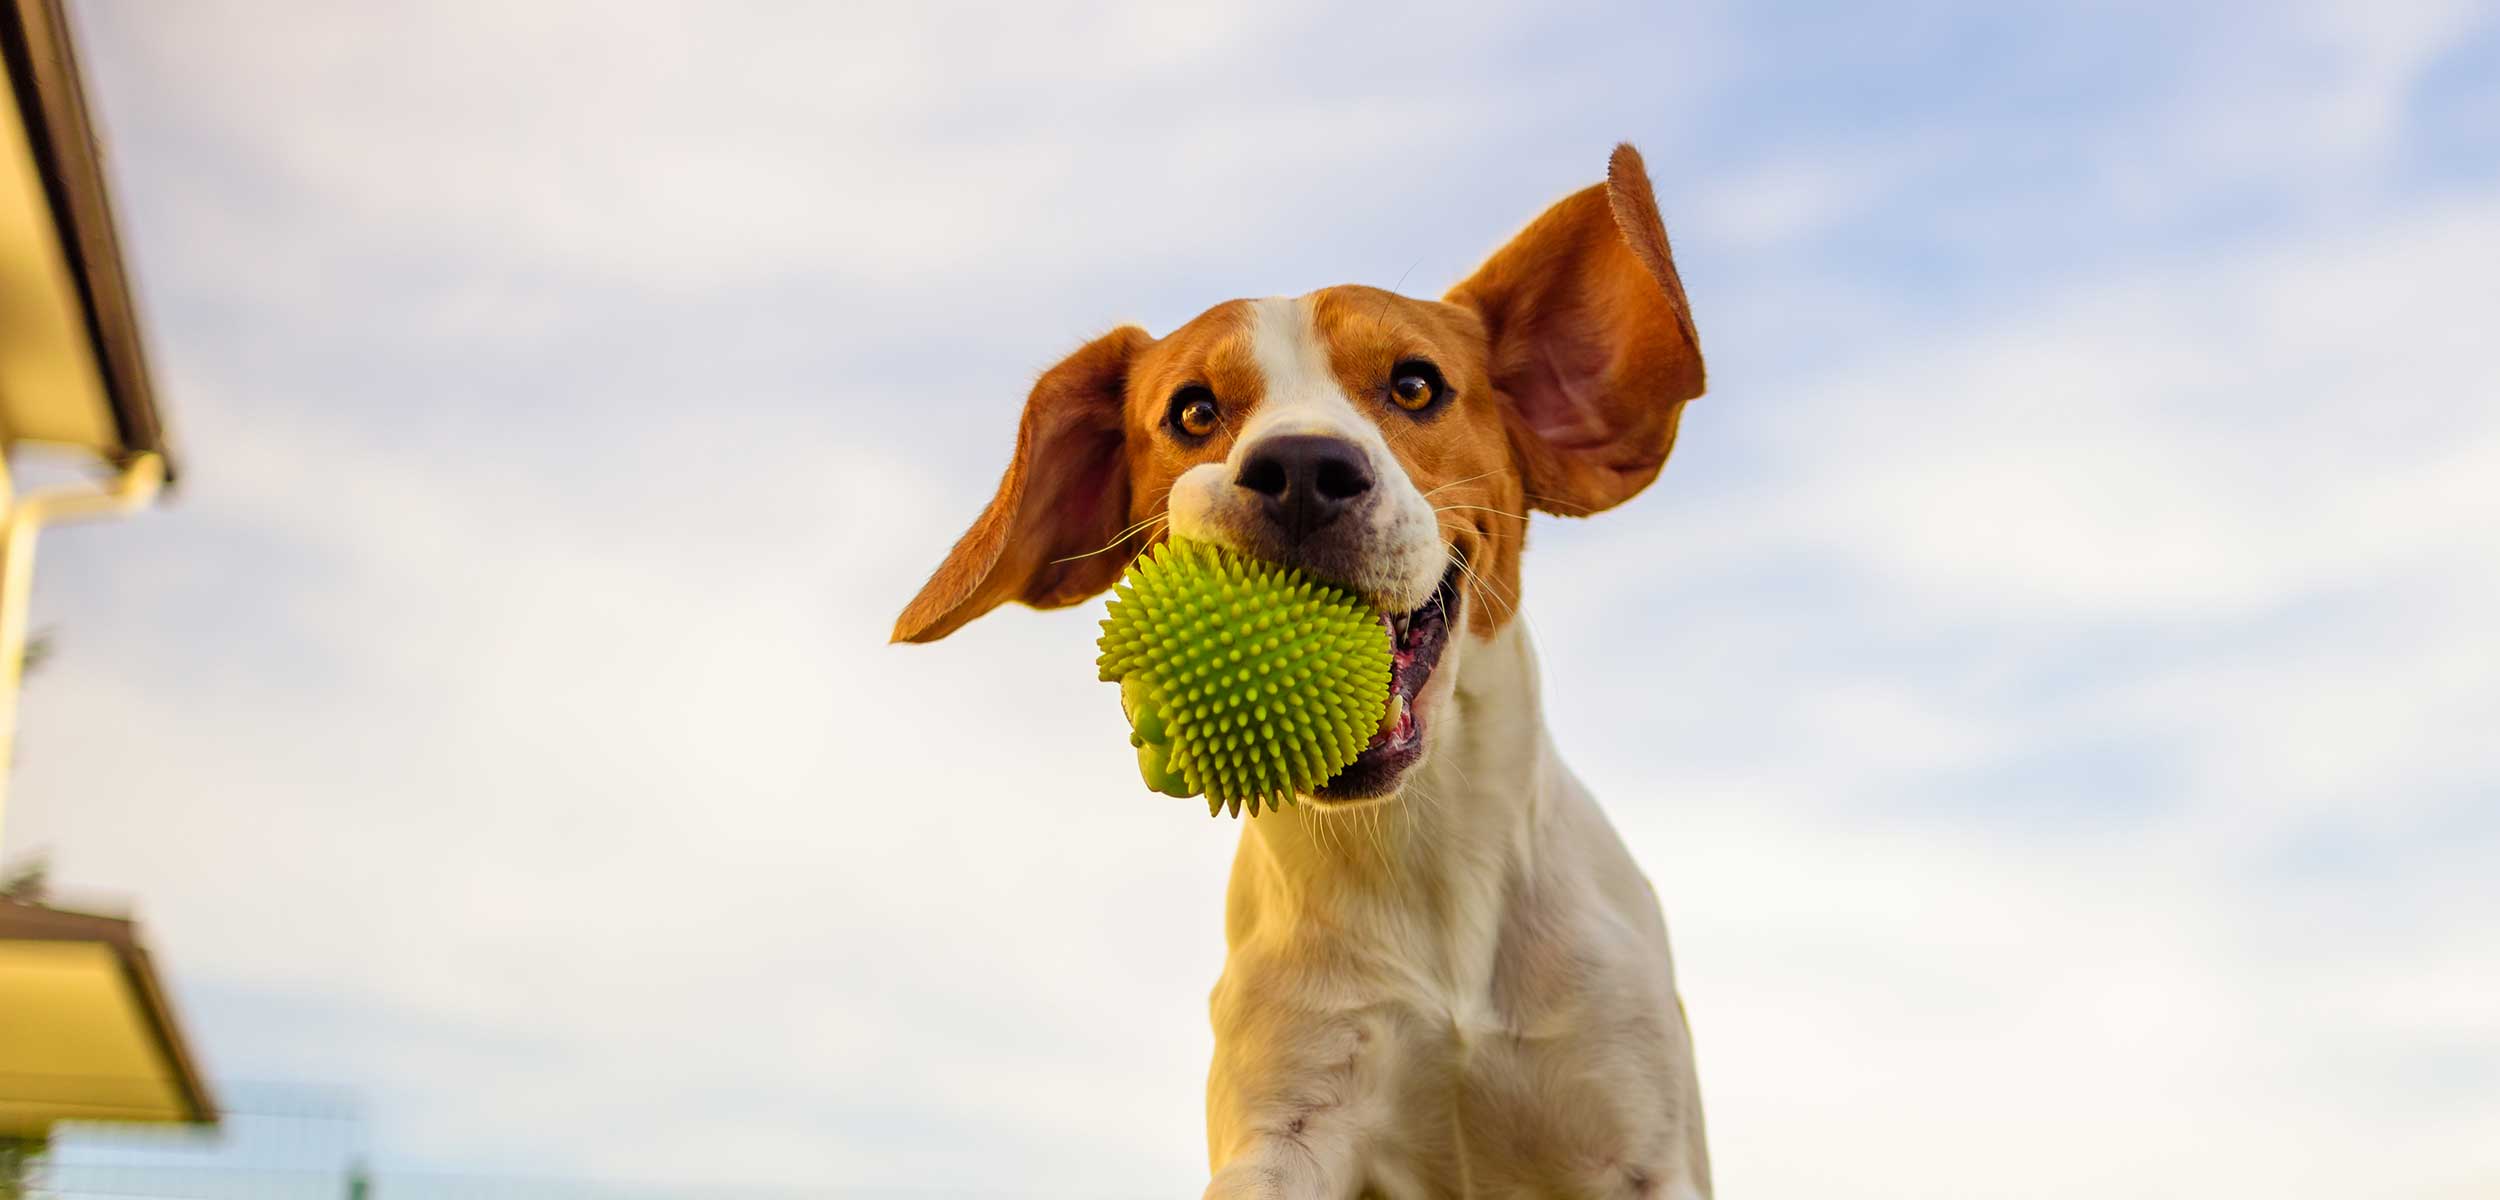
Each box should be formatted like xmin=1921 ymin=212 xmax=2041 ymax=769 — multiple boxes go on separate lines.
xmin=1446 ymin=143 xmax=1705 ymax=516
xmin=892 ymin=326 xmax=1151 ymax=644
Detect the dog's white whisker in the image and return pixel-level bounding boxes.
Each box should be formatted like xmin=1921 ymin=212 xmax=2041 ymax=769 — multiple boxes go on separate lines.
xmin=1432 ymin=502 xmax=1531 ymax=524
xmin=1435 ymin=535 xmax=1518 ymax=620
xmin=1047 ymin=511 xmax=1171 ymax=567
xmin=1420 ymin=468 xmax=1514 ymax=499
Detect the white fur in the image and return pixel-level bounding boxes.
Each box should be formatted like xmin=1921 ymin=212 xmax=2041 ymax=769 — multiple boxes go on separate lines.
xmin=1202 ymin=623 xmax=1710 ymax=1198
xmin=1174 ymin=295 xmax=1713 ymax=1197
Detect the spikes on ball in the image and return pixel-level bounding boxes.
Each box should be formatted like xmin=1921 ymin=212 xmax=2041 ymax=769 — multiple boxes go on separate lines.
xmin=1098 ymin=540 xmax=1392 ymax=817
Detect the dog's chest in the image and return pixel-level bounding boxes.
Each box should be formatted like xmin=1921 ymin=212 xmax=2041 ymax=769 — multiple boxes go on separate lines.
xmin=1214 ymin=889 xmax=1696 ymax=1199
xmin=1400 ymin=935 xmax=1690 ymax=1196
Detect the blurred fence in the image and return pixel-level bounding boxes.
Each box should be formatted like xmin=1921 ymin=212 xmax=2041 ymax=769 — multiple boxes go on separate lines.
xmin=24 ymin=1083 xmax=366 ymax=1200
xmin=13 ymin=1081 xmax=1128 ymax=1199
xmin=19 ymin=1084 xmax=864 ymax=1200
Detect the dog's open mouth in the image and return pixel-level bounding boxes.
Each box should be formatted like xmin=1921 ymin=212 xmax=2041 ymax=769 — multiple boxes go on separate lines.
xmin=1312 ymin=564 xmax=1463 ymax=802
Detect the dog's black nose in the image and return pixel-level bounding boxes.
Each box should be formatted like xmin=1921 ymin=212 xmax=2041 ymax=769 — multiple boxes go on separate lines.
xmin=1236 ymin=434 xmax=1374 ymax=541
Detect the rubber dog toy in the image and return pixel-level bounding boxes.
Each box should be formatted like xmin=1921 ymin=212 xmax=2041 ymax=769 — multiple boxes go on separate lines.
xmin=1097 ymin=540 xmax=1391 ymax=816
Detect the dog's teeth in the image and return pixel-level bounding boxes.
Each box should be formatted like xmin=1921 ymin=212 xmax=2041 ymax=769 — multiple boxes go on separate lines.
xmin=1378 ymin=691 xmax=1404 ymax=736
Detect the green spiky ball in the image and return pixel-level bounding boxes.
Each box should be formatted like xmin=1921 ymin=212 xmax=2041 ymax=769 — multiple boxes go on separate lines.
xmin=1097 ymin=540 xmax=1391 ymax=817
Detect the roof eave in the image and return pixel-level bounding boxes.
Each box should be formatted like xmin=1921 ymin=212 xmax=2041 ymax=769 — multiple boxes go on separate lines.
xmin=0 ymin=0 xmax=173 ymax=483
xmin=0 ymin=897 xmax=218 ymax=1126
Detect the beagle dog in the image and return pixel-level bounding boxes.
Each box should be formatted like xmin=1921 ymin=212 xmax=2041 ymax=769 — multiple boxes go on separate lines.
xmin=894 ymin=144 xmax=1710 ymax=1200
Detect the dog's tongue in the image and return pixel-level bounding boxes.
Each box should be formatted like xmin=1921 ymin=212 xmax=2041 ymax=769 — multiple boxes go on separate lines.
xmin=1373 ymin=613 xmax=1404 ymax=741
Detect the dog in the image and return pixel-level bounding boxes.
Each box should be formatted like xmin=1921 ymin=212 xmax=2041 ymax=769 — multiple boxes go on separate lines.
xmin=893 ymin=144 xmax=1710 ymax=1200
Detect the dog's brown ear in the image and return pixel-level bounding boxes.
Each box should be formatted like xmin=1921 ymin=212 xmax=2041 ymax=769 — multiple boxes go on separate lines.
xmin=891 ymin=326 xmax=1151 ymax=643
xmin=1446 ymin=143 xmax=1705 ymax=516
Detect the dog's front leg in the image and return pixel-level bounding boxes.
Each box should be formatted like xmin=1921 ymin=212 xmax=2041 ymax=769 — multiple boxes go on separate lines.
xmin=1203 ymin=1130 xmax=1362 ymax=1200
xmin=1203 ymin=1004 xmax=1382 ymax=1200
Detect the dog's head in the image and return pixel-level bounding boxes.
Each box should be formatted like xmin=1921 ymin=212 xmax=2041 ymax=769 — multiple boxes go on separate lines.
xmin=892 ymin=145 xmax=1704 ymax=805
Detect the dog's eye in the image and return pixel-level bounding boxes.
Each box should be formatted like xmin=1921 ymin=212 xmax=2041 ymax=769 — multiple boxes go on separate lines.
xmin=1170 ymin=386 xmax=1221 ymax=439
xmin=1390 ymin=361 xmax=1445 ymax=413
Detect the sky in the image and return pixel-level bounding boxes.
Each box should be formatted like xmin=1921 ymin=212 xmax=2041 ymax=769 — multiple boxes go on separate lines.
xmin=7 ymin=0 xmax=2497 ymax=1196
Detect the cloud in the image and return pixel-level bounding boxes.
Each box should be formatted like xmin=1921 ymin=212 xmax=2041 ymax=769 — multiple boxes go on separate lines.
xmin=1523 ymin=177 xmax=2500 ymax=1198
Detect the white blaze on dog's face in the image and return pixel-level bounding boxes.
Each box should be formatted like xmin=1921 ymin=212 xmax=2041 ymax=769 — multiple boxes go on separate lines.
xmin=893 ymin=144 xmax=1705 ymax=805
